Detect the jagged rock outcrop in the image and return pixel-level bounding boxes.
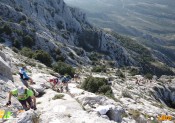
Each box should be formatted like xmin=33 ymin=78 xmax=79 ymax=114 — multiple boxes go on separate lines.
xmin=0 ymin=0 xmax=138 ymax=67
xmin=0 ymin=47 xmax=13 ymax=80
xmin=16 ymin=110 xmax=39 ymax=123
xmin=151 ymin=81 xmax=175 ymax=108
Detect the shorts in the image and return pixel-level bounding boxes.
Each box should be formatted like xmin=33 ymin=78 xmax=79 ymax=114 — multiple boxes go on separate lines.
xmin=62 ymin=80 xmax=68 ymax=83
xmin=19 ymin=97 xmax=33 ymax=110
xmin=23 ymin=78 xmax=30 ymax=81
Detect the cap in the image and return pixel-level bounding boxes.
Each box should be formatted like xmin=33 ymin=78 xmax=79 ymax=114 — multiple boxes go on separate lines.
xmin=17 ymin=86 xmax=25 ymax=95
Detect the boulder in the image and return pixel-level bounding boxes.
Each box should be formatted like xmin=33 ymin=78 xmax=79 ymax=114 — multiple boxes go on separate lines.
xmin=16 ymin=110 xmax=39 ymax=123
xmin=101 ymin=115 xmax=110 ymax=120
xmin=0 ymin=51 xmax=13 ymax=80
xmin=135 ymin=115 xmax=147 ymax=123
xmin=95 ymin=105 xmax=115 ymax=115
xmin=106 ymin=105 xmax=125 ymax=123
xmin=30 ymin=84 xmax=45 ymax=94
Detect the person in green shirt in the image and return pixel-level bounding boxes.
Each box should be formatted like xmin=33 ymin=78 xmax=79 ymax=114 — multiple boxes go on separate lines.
xmin=6 ymin=86 xmax=37 ymax=111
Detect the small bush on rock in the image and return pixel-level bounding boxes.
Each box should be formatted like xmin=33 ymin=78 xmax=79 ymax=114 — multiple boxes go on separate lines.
xmin=122 ymin=89 xmax=133 ymax=99
xmin=81 ymin=76 xmax=113 ymax=97
xmin=0 ymin=37 xmax=5 ymax=43
xmin=144 ymin=73 xmax=153 ymax=80
xmin=3 ymin=24 xmax=12 ymax=35
xmin=52 ymin=62 xmax=75 ymax=77
xmin=91 ymin=66 xmax=106 ymax=72
xmin=12 ymin=39 xmax=21 ymax=49
xmin=52 ymin=94 xmax=64 ymax=100
xmin=33 ymin=50 xmax=52 ymax=67
xmin=20 ymin=47 xmax=34 ymax=58
xmin=23 ymin=35 xmax=35 ymax=48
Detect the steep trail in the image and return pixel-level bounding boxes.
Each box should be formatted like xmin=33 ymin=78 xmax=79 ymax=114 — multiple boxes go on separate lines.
xmin=36 ymin=83 xmax=115 ymax=123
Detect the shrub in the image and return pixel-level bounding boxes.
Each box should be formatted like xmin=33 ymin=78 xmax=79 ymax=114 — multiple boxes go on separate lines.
xmin=52 ymin=94 xmax=64 ymax=100
xmin=55 ymin=48 xmax=61 ymax=55
xmin=128 ymin=109 xmax=141 ymax=119
xmin=91 ymin=66 xmax=106 ymax=72
xmin=33 ymin=50 xmax=52 ymax=67
xmin=69 ymin=52 xmax=74 ymax=59
xmin=0 ymin=27 xmax=3 ymax=34
xmin=15 ymin=7 xmax=23 ymax=12
xmin=81 ymin=76 xmax=113 ymax=97
xmin=89 ymin=52 xmax=101 ymax=61
xmin=56 ymin=21 xmax=64 ymax=29
xmin=122 ymin=89 xmax=133 ymax=99
xmin=144 ymin=73 xmax=153 ymax=80
xmin=52 ymin=61 xmax=75 ymax=77
xmin=130 ymin=68 xmax=140 ymax=76
xmin=56 ymin=55 xmax=66 ymax=62
xmin=20 ymin=47 xmax=34 ymax=58
xmin=0 ymin=37 xmax=5 ymax=43
xmin=3 ymin=25 xmax=12 ymax=35
xmin=15 ymin=30 xmax=23 ymax=36
xmin=12 ymin=39 xmax=21 ymax=49
xmin=99 ymin=85 xmax=113 ymax=96
xmin=12 ymin=47 xmax=19 ymax=53
xmin=107 ymin=61 xmax=115 ymax=67
xmin=20 ymin=20 xmax=26 ymax=26
xmin=23 ymin=35 xmax=35 ymax=47
xmin=116 ymin=70 xmax=125 ymax=78
xmin=75 ymin=48 xmax=84 ymax=56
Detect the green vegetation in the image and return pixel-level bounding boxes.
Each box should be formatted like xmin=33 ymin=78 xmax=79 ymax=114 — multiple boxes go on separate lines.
xmin=52 ymin=48 xmax=65 ymax=62
xmin=33 ymin=50 xmax=52 ymax=67
xmin=110 ymin=31 xmax=154 ymax=62
xmin=12 ymin=47 xmax=19 ymax=53
xmin=144 ymin=73 xmax=153 ymax=80
xmin=20 ymin=20 xmax=26 ymax=26
xmin=77 ymin=29 xmax=99 ymax=51
xmin=15 ymin=6 xmax=23 ymax=12
xmin=129 ymin=67 xmax=140 ymax=76
xmin=56 ymin=21 xmax=64 ymax=29
xmin=52 ymin=94 xmax=64 ymax=100
xmin=15 ymin=30 xmax=23 ymax=36
xmin=74 ymin=48 xmax=84 ymax=56
xmin=20 ymin=47 xmax=34 ymax=58
xmin=109 ymin=31 xmax=175 ymax=76
xmin=55 ymin=55 xmax=65 ymax=62
xmin=116 ymin=70 xmax=125 ymax=78
xmin=52 ymin=61 xmax=75 ymax=77
xmin=81 ymin=76 xmax=113 ymax=98
xmin=37 ymin=101 xmax=42 ymax=104
xmin=89 ymin=52 xmax=101 ymax=61
xmin=69 ymin=52 xmax=74 ymax=59
xmin=122 ymin=89 xmax=133 ymax=99
xmin=91 ymin=66 xmax=106 ymax=72
xmin=20 ymin=47 xmax=52 ymax=66
xmin=0 ymin=24 xmax=12 ymax=35
xmin=0 ymin=37 xmax=5 ymax=43
xmin=128 ymin=109 xmax=141 ymax=119
xmin=23 ymin=35 xmax=35 ymax=48
xmin=12 ymin=39 xmax=20 ymax=49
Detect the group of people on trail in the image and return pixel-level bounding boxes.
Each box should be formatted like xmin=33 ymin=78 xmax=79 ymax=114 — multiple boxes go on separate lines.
xmin=6 ymin=66 xmax=37 ymax=111
xmin=49 ymin=75 xmax=72 ymax=92
xmin=6 ymin=66 xmax=75 ymax=111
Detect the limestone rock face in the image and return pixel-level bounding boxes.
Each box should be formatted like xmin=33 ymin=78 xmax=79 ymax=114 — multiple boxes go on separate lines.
xmin=0 ymin=0 xmax=139 ymax=67
xmin=0 ymin=50 xmax=13 ymax=81
xmin=16 ymin=110 xmax=39 ymax=123
xmin=106 ymin=106 xmax=125 ymax=122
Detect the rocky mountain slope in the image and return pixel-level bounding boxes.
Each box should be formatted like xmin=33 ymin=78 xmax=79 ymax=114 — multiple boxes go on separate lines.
xmin=0 ymin=43 xmax=175 ymax=123
xmin=0 ymin=0 xmax=174 ymax=76
xmin=64 ymin=0 xmax=175 ymax=65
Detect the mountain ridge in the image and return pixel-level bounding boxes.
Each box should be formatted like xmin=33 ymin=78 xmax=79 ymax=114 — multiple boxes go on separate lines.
xmin=0 ymin=0 xmax=174 ymax=76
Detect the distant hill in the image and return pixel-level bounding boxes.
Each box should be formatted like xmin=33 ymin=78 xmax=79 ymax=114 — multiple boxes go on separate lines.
xmin=64 ymin=0 xmax=175 ymax=63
